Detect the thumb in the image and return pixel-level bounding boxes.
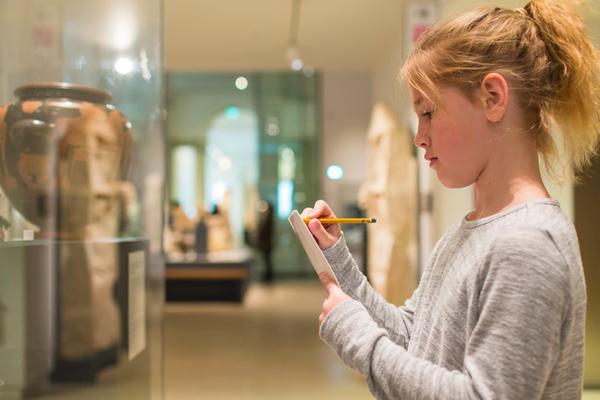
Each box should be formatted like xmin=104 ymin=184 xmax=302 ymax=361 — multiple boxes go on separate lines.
xmin=318 ymin=272 xmax=338 ymax=294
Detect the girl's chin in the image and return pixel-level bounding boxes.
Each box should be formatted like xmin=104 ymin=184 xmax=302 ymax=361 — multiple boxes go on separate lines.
xmin=437 ymin=172 xmax=474 ymax=189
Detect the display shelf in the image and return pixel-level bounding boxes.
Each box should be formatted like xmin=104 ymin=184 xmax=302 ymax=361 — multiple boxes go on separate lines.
xmin=165 ymin=249 xmax=254 ymax=302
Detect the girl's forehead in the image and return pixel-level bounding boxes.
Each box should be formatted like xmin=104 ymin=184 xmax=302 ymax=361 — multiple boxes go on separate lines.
xmin=413 ymin=86 xmax=470 ymax=108
xmin=410 ymin=88 xmax=425 ymax=103
xmin=411 ymin=89 xmax=434 ymax=108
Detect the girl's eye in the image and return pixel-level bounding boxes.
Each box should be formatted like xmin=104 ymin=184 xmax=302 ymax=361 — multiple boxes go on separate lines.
xmin=421 ymin=110 xmax=434 ymax=120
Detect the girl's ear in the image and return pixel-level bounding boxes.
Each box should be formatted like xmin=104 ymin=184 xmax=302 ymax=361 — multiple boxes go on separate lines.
xmin=479 ymin=73 xmax=509 ymax=123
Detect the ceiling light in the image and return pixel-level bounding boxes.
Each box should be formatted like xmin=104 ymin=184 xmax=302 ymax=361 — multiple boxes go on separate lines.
xmin=286 ymin=0 xmax=305 ymax=72
xmin=291 ymin=58 xmax=304 ymax=71
xmin=235 ymin=76 xmax=248 ymax=90
xmin=326 ymin=164 xmax=344 ymax=181
xmin=286 ymin=46 xmax=304 ymax=71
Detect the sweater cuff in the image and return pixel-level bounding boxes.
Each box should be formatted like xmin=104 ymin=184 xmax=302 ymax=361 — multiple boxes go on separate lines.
xmin=319 ymin=299 xmax=363 ymax=343
xmin=322 ymin=232 xmax=347 ymax=256
xmin=319 ymin=299 xmax=386 ymax=376
xmin=322 ymin=233 xmax=356 ymax=283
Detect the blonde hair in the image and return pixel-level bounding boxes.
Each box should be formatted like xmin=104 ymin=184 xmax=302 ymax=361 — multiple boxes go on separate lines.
xmin=401 ymin=0 xmax=600 ymax=182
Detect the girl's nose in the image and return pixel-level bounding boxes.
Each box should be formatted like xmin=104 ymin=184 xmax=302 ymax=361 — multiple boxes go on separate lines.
xmin=413 ymin=125 xmax=430 ymax=148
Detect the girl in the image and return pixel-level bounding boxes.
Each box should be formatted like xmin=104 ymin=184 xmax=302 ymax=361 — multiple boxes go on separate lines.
xmin=302 ymin=1 xmax=599 ymax=398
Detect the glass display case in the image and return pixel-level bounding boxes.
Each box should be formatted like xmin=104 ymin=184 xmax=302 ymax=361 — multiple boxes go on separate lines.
xmin=0 ymin=1 xmax=164 ymax=399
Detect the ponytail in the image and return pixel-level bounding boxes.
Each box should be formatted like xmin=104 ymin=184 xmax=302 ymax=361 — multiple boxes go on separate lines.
xmin=525 ymin=0 xmax=600 ymax=181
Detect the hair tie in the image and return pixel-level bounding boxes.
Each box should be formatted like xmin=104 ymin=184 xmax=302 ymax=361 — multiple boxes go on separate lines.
xmin=522 ymin=2 xmax=533 ymax=18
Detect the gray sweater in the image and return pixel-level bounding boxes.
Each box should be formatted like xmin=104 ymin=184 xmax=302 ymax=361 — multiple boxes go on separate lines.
xmin=319 ymin=199 xmax=586 ymax=399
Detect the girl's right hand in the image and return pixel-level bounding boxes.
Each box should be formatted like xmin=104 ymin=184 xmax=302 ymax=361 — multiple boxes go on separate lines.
xmin=301 ymin=200 xmax=341 ymax=250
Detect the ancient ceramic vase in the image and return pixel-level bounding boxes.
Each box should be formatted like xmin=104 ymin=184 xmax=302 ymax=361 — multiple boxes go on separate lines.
xmin=0 ymin=82 xmax=132 ymax=238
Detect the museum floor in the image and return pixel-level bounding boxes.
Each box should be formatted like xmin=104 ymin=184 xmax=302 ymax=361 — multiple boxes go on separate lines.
xmin=164 ymin=280 xmax=369 ymax=399
xmin=164 ymin=281 xmax=600 ymax=400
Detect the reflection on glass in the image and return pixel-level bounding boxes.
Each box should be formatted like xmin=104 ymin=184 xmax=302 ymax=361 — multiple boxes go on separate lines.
xmin=114 ymin=57 xmax=134 ymax=75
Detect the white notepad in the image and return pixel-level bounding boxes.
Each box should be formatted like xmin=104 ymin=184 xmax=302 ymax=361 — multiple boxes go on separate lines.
xmin=288 ymin=210 xmax=339 ymax=284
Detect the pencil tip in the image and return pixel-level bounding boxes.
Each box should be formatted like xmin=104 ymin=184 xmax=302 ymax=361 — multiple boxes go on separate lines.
xmin=371 ymin=218 xmax=377 ymax=223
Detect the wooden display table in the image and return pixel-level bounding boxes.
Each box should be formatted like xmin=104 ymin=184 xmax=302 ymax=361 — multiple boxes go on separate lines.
xmin=165 ymin=249 xmax=253 ymax=302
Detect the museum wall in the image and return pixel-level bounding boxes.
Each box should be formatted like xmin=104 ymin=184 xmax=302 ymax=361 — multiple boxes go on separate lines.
xmin=321 ymin=71 xmax=372 ymax=215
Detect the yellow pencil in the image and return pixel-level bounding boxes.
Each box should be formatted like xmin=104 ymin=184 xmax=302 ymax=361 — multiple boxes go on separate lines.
xmin=302 ymin=217 xmax=377 ymax=224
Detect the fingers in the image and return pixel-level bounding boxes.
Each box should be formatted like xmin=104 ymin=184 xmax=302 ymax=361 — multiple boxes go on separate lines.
xmin=300 ymin=200 xmax=340 ymax=250
xmin=313 ymin=200 xmax=336 ymax=218
xmin=318 ymin=272 xmax=338 ymax=294
xmin=300 ymin=208 xmax=315 ymax=222
xmin=309 ymin=219 xmax=338 ymax=249
xmin=318 ymin=278 xmax=352 ymax=326
xmin=309 ymin=218 xmax=327 ymax=237
xmin=300 ymin=200 xmax=336 ymax=220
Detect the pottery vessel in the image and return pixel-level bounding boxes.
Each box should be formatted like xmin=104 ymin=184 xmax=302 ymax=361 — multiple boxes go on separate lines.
xmin=0 ymin=82 xmax=132 ymax=237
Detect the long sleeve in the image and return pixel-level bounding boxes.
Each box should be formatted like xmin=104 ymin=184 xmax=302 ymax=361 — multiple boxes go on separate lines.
xmin=322 ymin=234 xmax=417 ymax=348
xmin=320 ymin=228 xmax=576 ymax=399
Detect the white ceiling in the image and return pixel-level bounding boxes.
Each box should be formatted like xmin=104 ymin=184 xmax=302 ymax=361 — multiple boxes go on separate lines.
xmin=164 ymin=0 xmax=406 ymax=72
xmin=164 ymin=0 xmax=600 ymax=72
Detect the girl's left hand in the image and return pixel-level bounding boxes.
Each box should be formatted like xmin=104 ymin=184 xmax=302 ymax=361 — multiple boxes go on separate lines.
xmin=318 ymin=272 xmax=352 ymax=325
